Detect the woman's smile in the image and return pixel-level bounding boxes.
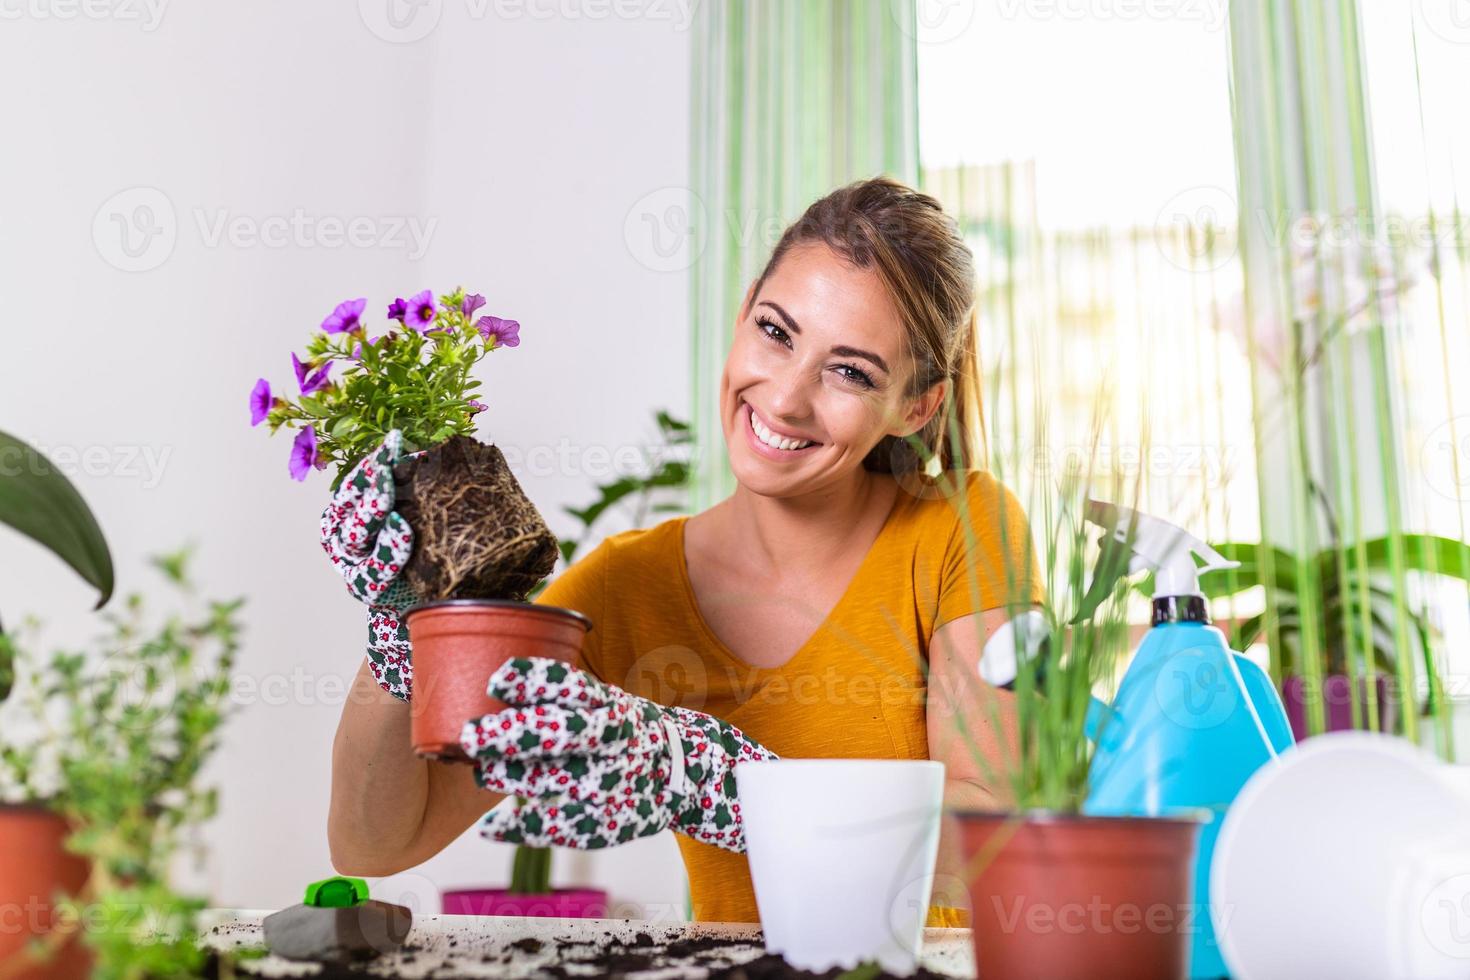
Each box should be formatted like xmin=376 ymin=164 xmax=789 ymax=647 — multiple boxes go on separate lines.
xmin=740 ymin=399 xmax=822 ymax=460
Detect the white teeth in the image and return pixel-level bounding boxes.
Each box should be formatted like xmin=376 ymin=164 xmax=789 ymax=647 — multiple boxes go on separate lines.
xmin=749 ymin=406 xmax=812 ymax=451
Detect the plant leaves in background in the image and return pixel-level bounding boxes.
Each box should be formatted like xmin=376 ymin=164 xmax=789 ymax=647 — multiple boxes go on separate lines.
xmin=0 ymin=430 xmax=114 ymax=611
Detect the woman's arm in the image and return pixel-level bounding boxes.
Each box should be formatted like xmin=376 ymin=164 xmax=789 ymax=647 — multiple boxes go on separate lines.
xmin=328 ymin=657 xmax=504 ymax=875
xmin=926 ymin=606 xmax=1019 ymax=809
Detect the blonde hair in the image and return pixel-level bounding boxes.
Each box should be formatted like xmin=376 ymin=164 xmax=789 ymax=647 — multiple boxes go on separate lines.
xmin=744 ymin=175 xmax=986 ymax=477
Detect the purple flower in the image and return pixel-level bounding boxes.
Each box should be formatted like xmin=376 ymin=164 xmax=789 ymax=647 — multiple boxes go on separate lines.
xmin=476 ymin=315 xmax=520 ymax=348
xmin=461 ymin=293 xmax=486 ymax=319
xmin=291 ymin=352 xmax=333 ymax=395
xmin=468 ymin=400 xmax=487 ymax=415
xmin=404 ymin=290 xmax=437 ymax=333
xmin=249 ymin=378 xmax=273 ymax=426
xmin=386 ymin=297 xmax=408 ymax=322
xmin=321 ymin=297 xmax=367 ymax=335
xmin=289 ymin=426 xmax=318 ymax=481
xmin=349 ymin=335 xmax=380 ymax=361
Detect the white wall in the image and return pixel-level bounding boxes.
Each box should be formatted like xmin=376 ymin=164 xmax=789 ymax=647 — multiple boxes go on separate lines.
xmin=0 ymin=0 xmax=694 ymax=915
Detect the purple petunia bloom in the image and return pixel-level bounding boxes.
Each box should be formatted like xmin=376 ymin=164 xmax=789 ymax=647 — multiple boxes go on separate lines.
xmin=403 ymin=290 xmax=436 ymax=333
xmin=476 ymin=315 xmax=521 ymax=348
xmin=289 ymin=426 xmax=318 ymax=481
xmin=349 ymin=335 xmax=380 ymax=361
xmin=291 ymin=352 xmax=333 ymax=394
xmin=249 ymin=378 xmax=273 ymax=426
xmin=461 ymin=293 xmax=486 ymax=319
xmin=386 ymin=297 xmax=408 ymax=322
xmin=321 ymin=297 xmax=367 ymax=335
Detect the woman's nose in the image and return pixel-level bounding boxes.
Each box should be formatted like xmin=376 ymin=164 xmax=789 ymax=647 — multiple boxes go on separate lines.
xmin=765 ymin=361 xmax=816 ymax=420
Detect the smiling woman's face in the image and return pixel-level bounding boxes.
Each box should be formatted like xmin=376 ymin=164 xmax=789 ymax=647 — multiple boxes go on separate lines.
xmin=719 ymin=241 xmax=941 ymax=496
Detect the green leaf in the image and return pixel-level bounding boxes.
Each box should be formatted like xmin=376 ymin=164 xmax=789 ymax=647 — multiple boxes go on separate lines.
xmin=0 ymin=430 xmax=114 ymax=609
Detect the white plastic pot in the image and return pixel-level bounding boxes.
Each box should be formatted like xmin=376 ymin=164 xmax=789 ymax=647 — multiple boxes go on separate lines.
xmin=734 ymin=758 xmax=945 ymax=975
xmin=1212 ymin=731 xmax=1470 ymax=980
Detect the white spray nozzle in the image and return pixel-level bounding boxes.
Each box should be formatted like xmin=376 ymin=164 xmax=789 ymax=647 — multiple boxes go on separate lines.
xmin=1084 ymin=499 xmax=1239 ymax=600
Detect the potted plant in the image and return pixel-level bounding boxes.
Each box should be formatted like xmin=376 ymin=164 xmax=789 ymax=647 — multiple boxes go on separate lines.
xmin=444 ymin=410 xmax=693 ymax=919
xmin=0 ymin=548 xmax=245 ymax=980
xmin=249 ymin=288 xmax=586 ymax=761
xmin=945 ymin=467 xmax=1204 ymax=980
xmin=1200 ymin=483 xmax=1470 ymax=742
xmin=0 ymin=429 xmax=113 ymax=979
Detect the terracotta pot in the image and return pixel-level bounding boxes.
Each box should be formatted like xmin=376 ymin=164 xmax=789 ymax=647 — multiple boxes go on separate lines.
xmin=405 ymin=599 xmax=592 ymax=762
xmin=441 ymin=887 xmax=609 ymax=918
xmin=0 ymin=805 xmax=92 ymax=980
xmin=955 ymin=812 xmax=1202 ymax=980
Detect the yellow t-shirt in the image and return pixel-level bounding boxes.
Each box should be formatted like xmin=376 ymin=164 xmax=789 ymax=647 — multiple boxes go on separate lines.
xmin=532 ymin=470 xmax=1041 ymax=927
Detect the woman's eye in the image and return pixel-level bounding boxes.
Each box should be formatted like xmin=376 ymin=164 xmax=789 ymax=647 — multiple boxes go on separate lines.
xmin=756 ymin=317 xmax=791 ymax=347
xmin=834 ymin=364 xmax=875 ymax=389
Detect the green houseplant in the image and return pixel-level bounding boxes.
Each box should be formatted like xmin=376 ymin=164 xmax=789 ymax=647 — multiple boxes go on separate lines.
xmin=446 ymin=410 xmax=692 ymax=914
xmin=1199 ymin=482 xmax=1470 ymax=743
xmin=0 ymin=550 xmax=246 ymax=980
xmin=0 ymin=430 xmax=114 ymax=979
xmin=938 ymin=437 xmax=1204 ymax=980
xmin=252 ymin=289 xmax=585 ymax=763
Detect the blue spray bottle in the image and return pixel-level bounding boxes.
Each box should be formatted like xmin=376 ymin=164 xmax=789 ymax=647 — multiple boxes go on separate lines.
xmin=1080 ymin=500 xmax=1295 ymax=980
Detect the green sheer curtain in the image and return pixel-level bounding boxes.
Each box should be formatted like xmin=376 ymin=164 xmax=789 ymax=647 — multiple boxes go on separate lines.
xmin=1226 ymin=0 xmax=1468 ymax=751
xmin=688 ymin=0 xmax=921 ymax=510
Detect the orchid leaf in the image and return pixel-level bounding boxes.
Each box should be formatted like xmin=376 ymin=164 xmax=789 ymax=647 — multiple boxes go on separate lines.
xmin=0 ymin=430 xmax=114 ymax=611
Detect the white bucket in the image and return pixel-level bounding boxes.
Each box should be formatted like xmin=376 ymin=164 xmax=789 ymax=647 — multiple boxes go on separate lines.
xmin=734 ymin=758 xmax=945 ymax=975
xmin=1211 ymin=731 xmax=1470 ymax=980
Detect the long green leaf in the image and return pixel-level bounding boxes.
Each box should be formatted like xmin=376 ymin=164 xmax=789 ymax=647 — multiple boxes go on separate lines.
xmin=0 ymin=430 xmax=114 ymax=609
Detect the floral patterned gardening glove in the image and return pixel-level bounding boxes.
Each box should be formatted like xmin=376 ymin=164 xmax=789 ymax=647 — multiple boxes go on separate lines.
xmin=461 ymin=657 xmax=779 ymax=852
xmin=319 ymin=430 xmax=419 ymax=702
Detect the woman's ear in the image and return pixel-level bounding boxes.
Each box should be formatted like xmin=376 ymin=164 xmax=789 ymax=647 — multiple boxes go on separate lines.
xmin=895 ymin=380 xmax=949 ymax=438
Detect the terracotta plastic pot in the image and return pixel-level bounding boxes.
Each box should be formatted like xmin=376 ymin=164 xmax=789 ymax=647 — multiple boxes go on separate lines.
xmin=441 ymin=887 xmax=609 ymax=918
xmin=405 ymin=599 xmax=592 ymax=763
xmin=955 ymin=811 xmax=1202 ymax=980
xmin=0 ymin=804 xmax=92 ymax=980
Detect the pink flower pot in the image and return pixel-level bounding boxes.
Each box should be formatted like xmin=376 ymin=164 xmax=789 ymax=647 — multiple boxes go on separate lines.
xmin=441 ymin=887 xmax=609 ymax=918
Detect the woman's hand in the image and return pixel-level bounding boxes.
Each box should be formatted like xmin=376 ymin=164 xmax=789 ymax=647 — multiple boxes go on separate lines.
xmin=460 ymin=657 xmax=778 ymax=852
xmin=319 ymin=430 xmax=419 ymax=701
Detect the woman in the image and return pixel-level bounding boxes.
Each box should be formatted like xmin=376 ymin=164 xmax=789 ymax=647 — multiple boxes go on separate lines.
xmin=325 ymin=176 xmax=1042 ymax=927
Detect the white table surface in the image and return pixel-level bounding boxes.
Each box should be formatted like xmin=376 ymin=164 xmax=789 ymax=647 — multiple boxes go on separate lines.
xmin=201 ymin=909 xmax=977 ymax=978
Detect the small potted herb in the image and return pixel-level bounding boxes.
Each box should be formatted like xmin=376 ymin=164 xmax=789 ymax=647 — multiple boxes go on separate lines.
xmin=250 ymin=289 xmax=584 ymax=761
xmin=946 ymin=467 xmax=1203 ymax=980
xmin=0 ymin=430 xmax=113 ymax=979
xmin=1 ymin=549 xmax=244 ymax=980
